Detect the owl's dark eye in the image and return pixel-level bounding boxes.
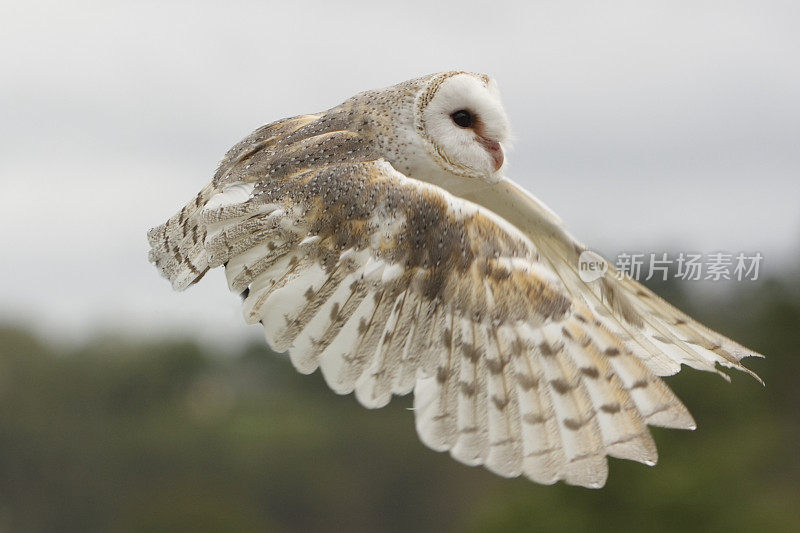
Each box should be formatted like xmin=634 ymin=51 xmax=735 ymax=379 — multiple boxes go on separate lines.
xmin=450 ymin=109 xmax=474 ymax=128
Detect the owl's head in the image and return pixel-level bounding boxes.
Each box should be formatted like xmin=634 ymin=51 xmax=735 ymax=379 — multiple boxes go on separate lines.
xmin=413 ymin=72 xmax=511 ymax=184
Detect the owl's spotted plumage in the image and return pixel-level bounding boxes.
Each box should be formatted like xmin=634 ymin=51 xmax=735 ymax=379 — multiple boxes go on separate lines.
xmin=148 ymin=71 xmax=762 ymax=488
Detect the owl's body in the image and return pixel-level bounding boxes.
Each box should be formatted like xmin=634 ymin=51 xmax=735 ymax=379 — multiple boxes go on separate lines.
xmin=148 ymin=72 xmax=762 ymax=488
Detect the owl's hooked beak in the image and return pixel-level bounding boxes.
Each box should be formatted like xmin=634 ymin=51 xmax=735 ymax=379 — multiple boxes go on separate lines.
xmin=477 ymin=136 xmax=504 ymax=171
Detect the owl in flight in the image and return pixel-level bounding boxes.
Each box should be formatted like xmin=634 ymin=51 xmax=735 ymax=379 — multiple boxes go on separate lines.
xmin=148 ymin=72 xmax=762 ymax=488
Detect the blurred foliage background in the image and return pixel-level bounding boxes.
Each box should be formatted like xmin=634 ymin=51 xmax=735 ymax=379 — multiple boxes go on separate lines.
xmin=0 ymin=272 xmax=798 ymax=533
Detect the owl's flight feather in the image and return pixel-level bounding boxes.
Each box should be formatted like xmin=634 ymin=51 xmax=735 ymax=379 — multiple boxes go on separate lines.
xmin=148 ymin=72 xmax=762 ymax=488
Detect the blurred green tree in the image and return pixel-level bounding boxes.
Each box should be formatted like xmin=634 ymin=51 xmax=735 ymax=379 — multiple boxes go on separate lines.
xmin=0 ymin=272 xmax=797 ymax=532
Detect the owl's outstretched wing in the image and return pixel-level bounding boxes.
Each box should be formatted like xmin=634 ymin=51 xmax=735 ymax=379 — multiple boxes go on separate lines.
xmin=460 ymin=178 xmax=764 ymax=382
xmin=148 ymin=159 xmax=762 ymax=488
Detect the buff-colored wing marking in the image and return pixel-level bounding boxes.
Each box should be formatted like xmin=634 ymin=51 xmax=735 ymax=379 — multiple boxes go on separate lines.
xmin=461 ymin=178 xmax=764 ymax=382
xmin=146 ymin=157 xmax=763 ymax=488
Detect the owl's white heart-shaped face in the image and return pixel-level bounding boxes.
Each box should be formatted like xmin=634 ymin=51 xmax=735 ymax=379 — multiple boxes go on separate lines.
xmin=415 ymin=72 xmax=511 ymax=183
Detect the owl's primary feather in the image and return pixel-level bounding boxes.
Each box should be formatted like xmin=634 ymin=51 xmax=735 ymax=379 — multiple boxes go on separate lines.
xmin=148 ymin=71 xmax=762 ymax=488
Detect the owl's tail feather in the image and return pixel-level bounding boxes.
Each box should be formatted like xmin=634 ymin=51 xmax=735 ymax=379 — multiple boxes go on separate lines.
xmin=147 ymin=183 xmax=218 ymax=291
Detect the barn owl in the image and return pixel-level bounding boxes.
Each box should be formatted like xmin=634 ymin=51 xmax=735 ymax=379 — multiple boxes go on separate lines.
xmin=148 ymin=71 xmax=762 ymax=488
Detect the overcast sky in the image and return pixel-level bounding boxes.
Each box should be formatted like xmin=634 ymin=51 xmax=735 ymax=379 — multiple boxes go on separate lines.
xmin=1 ymin=1 xmax=798 ymax=346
